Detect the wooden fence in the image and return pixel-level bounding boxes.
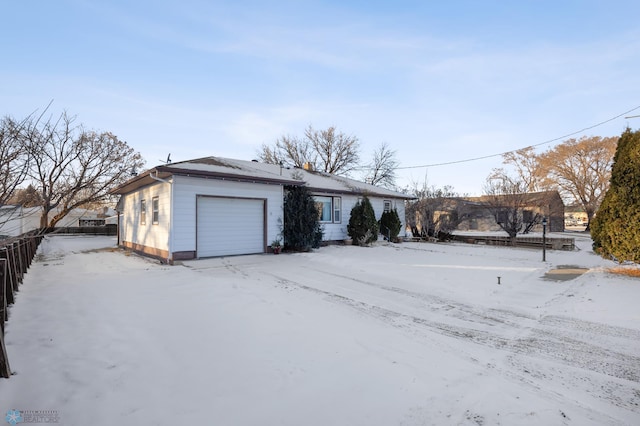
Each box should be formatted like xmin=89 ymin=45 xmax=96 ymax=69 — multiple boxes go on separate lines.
xmin=0 ymin=231 xmax=44 ymax=378
xmin=41 ymin=225 xmax=117 ymax=236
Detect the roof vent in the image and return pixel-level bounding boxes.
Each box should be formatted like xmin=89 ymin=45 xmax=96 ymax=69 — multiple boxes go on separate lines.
xmin=303 ymin=162 xmax=314 ymax=171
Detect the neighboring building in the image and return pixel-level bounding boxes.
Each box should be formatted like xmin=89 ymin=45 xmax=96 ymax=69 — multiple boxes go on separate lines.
xmin=0 ymin=205 xmax=115 ymax=238
xmin=407 ymin=191 xmax=565 ymax=237
xmin=564 ymin=204 xmax=588 ymax=227
xmin=0 ymin=206 xmax=40 ymax=238
xmin=111 ymin=157 xmax=411 ymax=262
xmin=77 ymin=207 xmax=118 ymax=227
xmin=457 ymin=191 xmax=565 ymax=233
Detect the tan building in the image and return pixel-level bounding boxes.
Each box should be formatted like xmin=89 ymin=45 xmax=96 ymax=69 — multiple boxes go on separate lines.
xmin=407 ymin=191 xmax=565 ymax=238
xmin=458 ymin=191 xmax=565 ymax=233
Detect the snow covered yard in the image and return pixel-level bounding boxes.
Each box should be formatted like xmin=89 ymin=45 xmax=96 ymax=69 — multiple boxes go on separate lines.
xmin=1 ymin=234 xmax=639 ymax=426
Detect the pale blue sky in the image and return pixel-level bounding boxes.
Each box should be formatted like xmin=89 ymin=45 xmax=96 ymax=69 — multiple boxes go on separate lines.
xmin=4 ymin=0 xmax=640 ymax=195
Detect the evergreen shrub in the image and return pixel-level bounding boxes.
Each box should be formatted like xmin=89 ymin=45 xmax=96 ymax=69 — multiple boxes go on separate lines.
xmin=283 ymin=185 xmax=322 ymax=251
xmin=379 ymin=208 xmax=402 ymax=242
xmin=347 ymin=195 xmax=379 ymax=246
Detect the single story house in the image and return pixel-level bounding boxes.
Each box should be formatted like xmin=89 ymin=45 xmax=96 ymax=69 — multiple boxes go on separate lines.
xmin=111 ymin=156 xmax=411 ymax=262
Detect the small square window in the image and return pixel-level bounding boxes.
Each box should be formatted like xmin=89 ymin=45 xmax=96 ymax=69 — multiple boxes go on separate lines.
xmin=383 ymin=200 xmax=392 ymax=213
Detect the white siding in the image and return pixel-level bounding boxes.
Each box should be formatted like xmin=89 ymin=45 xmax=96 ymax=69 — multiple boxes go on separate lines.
xmin=317 ymin=194 xmax=358 ymax=241
xmin=0 ymin=206 xmax=116 ymax=237
xmin=1 ymin=207 xmax=53 ymax=237
xmin=317 ymin=195 xmax=407 ymax=241
xmin=120 ymin=180 xmax=172 ymax=253
xmin=171 ymin=176 xmax=283 ymax=254
xmin=117 ymin=172 xmax=409 ymax=259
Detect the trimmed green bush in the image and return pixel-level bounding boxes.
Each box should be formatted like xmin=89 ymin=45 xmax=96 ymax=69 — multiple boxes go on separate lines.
xmin=347 ymin=195 xmax=379 ymax=246
xmin=283 ymin=185 xmax=323 ymax=251
xmin=591 ymin=128 xmax=640 ymax=263
xmin=379 ymin=208 xmax=402 ymax=242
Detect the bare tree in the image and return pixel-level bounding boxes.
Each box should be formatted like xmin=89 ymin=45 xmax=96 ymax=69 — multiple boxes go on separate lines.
xmin=259 ymin=125 xmax=360 ymax=176
xmin=22 ymin=111 xmax=145 ymax=228
xmin=364 ymin=142 xmax=398 ymax=189
xmin=257 ymin=134 xmax=316 ymax=168
xmin=256 ymin=142 xmax=285 ymax=165
xmin=405 ymin=181 xmax=468 ymax=240
xmin=279 ymin=134 xmax=316 ymax=168
xmin=482 ymin=175 xmax=537 ymax=243
xmin=495 ymin=137 xmax=617 ymax=231
xmin=7 ymin=184 xmax=42 ymax=207
xmin=0 ymin=117 xmax=30 ymax=205
xmin=491 ymin=146 xmax=544 ymax=193
xmin=538 ymin=136 xmax=617 ymax=230
xmin=304 ymin=125 xmax=360 ymax=175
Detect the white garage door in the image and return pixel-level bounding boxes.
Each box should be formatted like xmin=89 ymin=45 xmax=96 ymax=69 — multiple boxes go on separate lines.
xmin=197 ymin=196 xmax=265 ymax=257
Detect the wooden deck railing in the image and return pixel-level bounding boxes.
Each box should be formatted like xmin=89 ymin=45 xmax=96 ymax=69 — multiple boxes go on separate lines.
xmin=450 ymin=234 xmax=575 ymax=250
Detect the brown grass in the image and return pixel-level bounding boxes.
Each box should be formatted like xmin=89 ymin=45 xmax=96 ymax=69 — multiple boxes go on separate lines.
xmin=608 ymin=267 xmax=640 ymax=278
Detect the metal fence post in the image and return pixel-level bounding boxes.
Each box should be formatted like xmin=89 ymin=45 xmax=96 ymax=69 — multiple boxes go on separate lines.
xmin=0 ymin=257 xmax=10 ymax=378
xmin=0 ymin=232 xmax=44 ymax=380
xmin=0 ymin=259 xmax=6 ymax=327
xmin=0 ymin=249 xmax=12 ymax=306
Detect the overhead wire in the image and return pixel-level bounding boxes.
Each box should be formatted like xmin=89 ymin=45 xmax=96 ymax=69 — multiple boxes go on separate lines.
xmin=395 ymin=104 xmax=640 ymax=170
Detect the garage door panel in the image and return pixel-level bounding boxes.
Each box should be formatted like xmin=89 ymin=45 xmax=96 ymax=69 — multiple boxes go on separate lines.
xmin=197 ymin=197 xmax=264 ymax=257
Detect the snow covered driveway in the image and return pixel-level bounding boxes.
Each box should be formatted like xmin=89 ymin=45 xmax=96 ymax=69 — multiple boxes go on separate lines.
xmin=1 ymin=235 xmax=639 ymax=425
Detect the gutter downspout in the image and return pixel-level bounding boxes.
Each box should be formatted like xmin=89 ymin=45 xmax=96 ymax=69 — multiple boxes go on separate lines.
xmin=149 ymin=169 xmax=173 ymax=264
xmin=115 ymin=195 xmax=125 ymax=247
xmin=149 ymin=169 xmax=171 ymax=185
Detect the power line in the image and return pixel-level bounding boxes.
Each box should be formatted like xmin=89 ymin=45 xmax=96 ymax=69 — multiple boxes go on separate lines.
xmin=397 ymin=104 xmax=640 ymax=170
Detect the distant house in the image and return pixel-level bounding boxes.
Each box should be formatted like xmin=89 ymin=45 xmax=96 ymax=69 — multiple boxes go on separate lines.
xmin=457 ymin=191 xmax=565 ymax=233
xmin=111 ymin=157 xmax=411 ymax=262
xmin=0 ymin=205 xmax=40 ymax=238
xmin=407 ymin=190 xmax=565 ymax=237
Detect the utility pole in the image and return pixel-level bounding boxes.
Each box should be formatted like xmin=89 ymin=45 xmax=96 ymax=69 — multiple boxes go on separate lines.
xmin=542 ymin=217 xmax=547 ymax=262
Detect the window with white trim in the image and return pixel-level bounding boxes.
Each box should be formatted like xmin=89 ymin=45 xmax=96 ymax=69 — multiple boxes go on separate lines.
xmin=383 ymin=200 xmax=392 ymax=213
xmin=152 ymin=196 xmax=159 ymax=224
xmin=140 ymin=199 xmax=146 ymax=225
xmin=315 ymin=196 xmax=341 ymax=223
xmin=333 ymin=197 xmax=341 ymax=223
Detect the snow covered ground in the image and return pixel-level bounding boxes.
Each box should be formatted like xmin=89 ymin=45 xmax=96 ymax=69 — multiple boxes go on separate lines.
xmin=1 ymin=234 xmax=639 ymax=426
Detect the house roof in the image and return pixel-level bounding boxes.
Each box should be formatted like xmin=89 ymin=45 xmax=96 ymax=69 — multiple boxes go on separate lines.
xmin=112 ymin=156 xmax=412 ymax=200
xmin=464 ymin=190 xmax=564 ymax=205
xmin=111 ymin=157 xmax=301 ymax=195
